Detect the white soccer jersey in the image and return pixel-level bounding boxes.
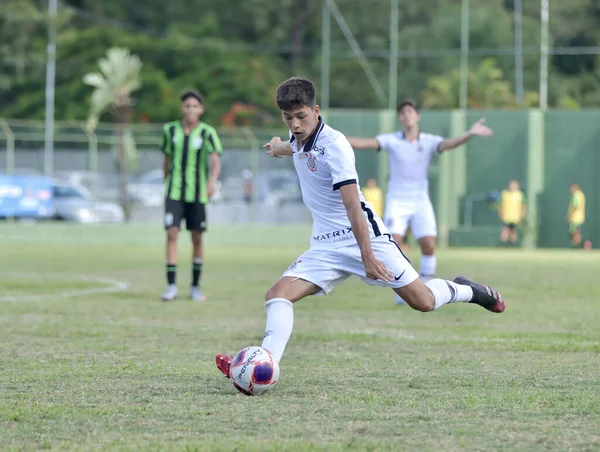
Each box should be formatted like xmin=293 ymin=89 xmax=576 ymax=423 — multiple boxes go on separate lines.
xmin=290 ymin=117 xmax=387 ymax=249
xmin=376 ymin=131 xmax=444 ymax=196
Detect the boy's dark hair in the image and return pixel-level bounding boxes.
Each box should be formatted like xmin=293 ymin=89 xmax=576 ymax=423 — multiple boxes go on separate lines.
xmin=276 ymin=77 xmax=316 ymax=110
xmin=396 ymin=99 xmax=418 ymax=113
xmin=180 ymin=89 xmax=204 ymax=104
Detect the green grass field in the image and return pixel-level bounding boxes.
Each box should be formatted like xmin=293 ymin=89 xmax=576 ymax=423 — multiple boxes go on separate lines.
xmin=1 ymin=224 xmax=599 ymax=451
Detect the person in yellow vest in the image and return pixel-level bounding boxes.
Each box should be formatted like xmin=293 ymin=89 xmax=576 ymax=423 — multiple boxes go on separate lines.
xmin=567 ymin=183 xmax=585 ymax=248
xmin=497 ymin=180 xmax=526 ymax=246
xmin=362 ymin=178 xmax=384 ymax=218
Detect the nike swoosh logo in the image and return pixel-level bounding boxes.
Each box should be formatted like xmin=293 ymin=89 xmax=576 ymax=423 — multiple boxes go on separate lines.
xmin=394 ymin=270 xmax=406 ymax=281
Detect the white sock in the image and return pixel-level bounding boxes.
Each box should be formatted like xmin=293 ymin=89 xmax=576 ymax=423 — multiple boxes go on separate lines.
xmin=193 ymin=258 xmax=202 ymax=265
xmin=261 ymin=298 xmax=294 ymax=363
xmin=420 ymin=255 xmax=436 ymax=279
xmin=426 ymin=279 xmax=473 ymax=310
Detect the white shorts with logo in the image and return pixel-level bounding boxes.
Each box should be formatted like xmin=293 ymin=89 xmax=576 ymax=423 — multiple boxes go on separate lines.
xmin=281 ymin=234 xmax=419 ymax=295
xmin=384 ymin=194 xmax=437 ymax=239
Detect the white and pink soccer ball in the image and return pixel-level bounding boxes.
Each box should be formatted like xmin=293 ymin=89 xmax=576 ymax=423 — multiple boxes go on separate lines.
xmin=230 ymin=346 xmax=280 ymax=396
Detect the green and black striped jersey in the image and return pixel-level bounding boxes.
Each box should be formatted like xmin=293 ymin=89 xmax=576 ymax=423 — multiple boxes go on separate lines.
xmin=161 ymin=121 xmax=223 ymax=203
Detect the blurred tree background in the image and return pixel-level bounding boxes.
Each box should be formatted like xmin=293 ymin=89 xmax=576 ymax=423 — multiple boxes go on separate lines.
xmin=1 ymin=0 xmax=599 ymax=126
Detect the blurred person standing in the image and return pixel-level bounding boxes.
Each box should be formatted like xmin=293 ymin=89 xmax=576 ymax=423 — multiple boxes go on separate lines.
xmin=347 ymin=99 xmax=493 ymax=304
xmin=362 ymin=177 xmax=383 ymax=218
xmin=567 ymin=183 xmax=586 ymax=248
xmin=242 ymin=169 xmax=254 ymax=205
xmin=161 ymin=89 xmax=223 ymax=302
xmin=497 ymin=180 xmax=526 ymax=247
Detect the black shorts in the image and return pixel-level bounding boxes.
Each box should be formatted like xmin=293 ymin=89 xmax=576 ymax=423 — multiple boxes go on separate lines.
xmin=503 ymin=223 xmax=517 ymax=230
xmin=165 ymin=198 xmax=206 ymax=231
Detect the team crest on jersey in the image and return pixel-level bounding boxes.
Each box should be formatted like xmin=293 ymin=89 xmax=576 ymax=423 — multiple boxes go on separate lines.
xmin=193 ymin=136 xmax=204 ymax=149
xmin=306 ymin=153 xmax=317 ymax=172
xmin=287 ymin=259 xmax=302 ymax=271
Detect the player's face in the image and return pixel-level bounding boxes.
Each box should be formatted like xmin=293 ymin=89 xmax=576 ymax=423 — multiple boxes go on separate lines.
xmin=398 ymin=106 xmax=420 ymax=128
xmin=509 ymin=181 xmax=519 ymax=191
xmin=281 ymin=105 xmax=320 ymax=145
xmin=180 ymin=98 xmax=204 ymax=124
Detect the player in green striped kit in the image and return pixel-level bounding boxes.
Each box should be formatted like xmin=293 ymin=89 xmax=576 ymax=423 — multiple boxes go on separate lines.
xmin=161 ymin=89 xmax=222 ymax=302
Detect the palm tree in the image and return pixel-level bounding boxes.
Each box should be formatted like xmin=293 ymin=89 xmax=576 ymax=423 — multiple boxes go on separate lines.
xmin=83 ymin=47 xmax=142 ymax=220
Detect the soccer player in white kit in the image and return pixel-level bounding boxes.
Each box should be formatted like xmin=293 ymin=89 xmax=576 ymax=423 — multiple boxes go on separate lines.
xmin=348 ymin=100 xmax=493 ymax=304
xmin=215 ymin=78 xmax=504 ymax=379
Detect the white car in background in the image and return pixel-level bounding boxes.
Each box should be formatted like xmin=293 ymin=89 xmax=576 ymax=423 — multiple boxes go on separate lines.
xmin=52 ymin=183 xmax=124 ymax=223
xmin=127 ymin=169 xmax=164 ymax=207
xmin=53 ymin=171 xmax=120 ymax=202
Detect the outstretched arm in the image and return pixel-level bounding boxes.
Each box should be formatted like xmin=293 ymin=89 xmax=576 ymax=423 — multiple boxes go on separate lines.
xmin=438 ymin=118 xmax=493 ymax=152
xmin=339 ymin=184 xmax=392 ymax=282
xmin=264 ymin=137 xmax=293 ymax=158
xmin=207 ymin=153 xmax=221 ymax=197
xmin=347 ymin=137 xmax=380 ymax=150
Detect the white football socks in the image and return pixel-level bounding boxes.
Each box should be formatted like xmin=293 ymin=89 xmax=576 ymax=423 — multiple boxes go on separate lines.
xmin=261 ymin=298 xmax=294 ymax=363
xmin=426 ymin=279 xmax=473 ymax=310
xmin=419 ymin=255 xmax=436 ymax=280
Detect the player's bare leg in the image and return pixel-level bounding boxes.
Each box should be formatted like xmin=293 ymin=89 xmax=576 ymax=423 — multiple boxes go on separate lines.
xmin=499 ymin=225 xmax=510 ymax=246
xmin=216 ymin=277 xmax=320 ymax=378
xmin=162 ymin=226 xmax=180 ymax=301
xmin=190 ymin=230 xmax=206 ymax=302
xmin=166 ymin=226 xmax=179 ymax=266
xmin=392 ymin=233 xmax=410 ymax=251
xmin=393 ymin=279 xmax=435 ymax=312
xmin=509 ymin=228 xmax=519 ymax=245
xmin=571 ymin=230 xmax=582 ymax=248
xmin=265 ymin=276 xmax=322 ymax=303
xmin=395 ymin=275 xmax=505 ymax=313
xmin=417 ymin=236 xmax=436 ymax=282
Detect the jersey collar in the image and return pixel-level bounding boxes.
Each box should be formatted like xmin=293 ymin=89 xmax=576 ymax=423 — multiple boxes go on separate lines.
xmin=397 ymin=130 xmax=421 ymax=143
xmin=291 ymin=116 xmax=325 ymax=153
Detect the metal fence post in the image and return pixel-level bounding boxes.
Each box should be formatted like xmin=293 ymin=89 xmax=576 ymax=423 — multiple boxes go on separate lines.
xmin=0 ymin=119 xmax=15 ymax=174
xmin=241 ymin=127 xmax=260 ymax=206
xmin=83 ymin=124 xmax=99 ymax=201
xmin=83 ymin=124 xmax=98 ymax=174
xmin=524 ymin=109 xmax=545 ymax=249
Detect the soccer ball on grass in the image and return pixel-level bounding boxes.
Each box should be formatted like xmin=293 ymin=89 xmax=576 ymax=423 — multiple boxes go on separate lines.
xmin=230 ymin=346 xmax=279 ymax=396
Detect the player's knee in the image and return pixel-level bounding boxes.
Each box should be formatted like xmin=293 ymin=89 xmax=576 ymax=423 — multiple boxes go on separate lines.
xmin=265 ymin=285 xmax=280 ymax=303
xmin=420 ymin=240 xmax=435 ymax=255
xmin=166 ymin=227 xmax=179 ymax=241
xmin=191 ymin=232 xmax=202 ymax=246
xmin=398 ymin=288 xmax=435 ymax=312
xmin=414 ymin=295 xmax=435 ymax=312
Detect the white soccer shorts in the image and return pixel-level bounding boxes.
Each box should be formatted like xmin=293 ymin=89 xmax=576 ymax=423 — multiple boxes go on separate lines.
xmin=281 ymin=234 xmax=419 ymax=295
xmin=383 ymin=195 xmax=437 ymax=239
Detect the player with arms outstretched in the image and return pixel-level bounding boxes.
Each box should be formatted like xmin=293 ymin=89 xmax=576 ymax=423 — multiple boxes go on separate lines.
xmin=347 ymin=100 xmax=493 ymax=304
xmin=215 ymin=78 xmax=504 ymax=378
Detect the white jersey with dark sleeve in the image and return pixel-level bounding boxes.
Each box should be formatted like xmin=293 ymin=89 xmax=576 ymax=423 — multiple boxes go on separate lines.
xmin=290 ymin=117 xmax=388 ymax=250
xmin=375 ymin=131 xmax=443 ymax=196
